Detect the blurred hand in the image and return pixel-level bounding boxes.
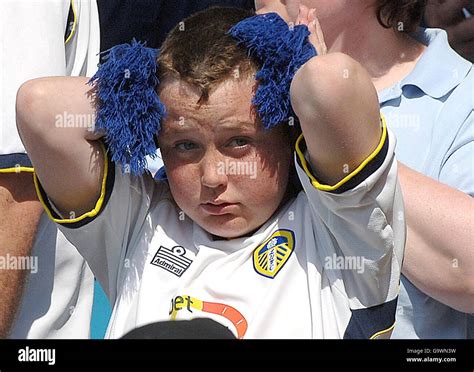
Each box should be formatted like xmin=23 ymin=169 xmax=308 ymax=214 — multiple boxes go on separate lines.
xmin=295 ymin=5 xmax=327 ymax=55
xmin=255 ymin=0 xmax=301 ymax=23
xmin=255 ymin=1 xmax=327 ymax=55
xmin=424 ymin=0 xmax=474 ymax=61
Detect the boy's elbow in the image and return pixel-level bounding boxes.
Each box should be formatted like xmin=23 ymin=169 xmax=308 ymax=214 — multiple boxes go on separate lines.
xmin=291 ymin=53 xmax=366 ymax=116
xmin=16 ymin=78 xmax=49 ymax=138
xmin=295 ymin=53 xmax=360 ymax=87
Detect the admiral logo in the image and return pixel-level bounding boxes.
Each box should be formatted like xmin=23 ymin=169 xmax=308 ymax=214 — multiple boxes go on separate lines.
xmin=151 ymin=246 xmax=192 ymax=277
xmin=253 ymin=229 xmax=295 ymax=279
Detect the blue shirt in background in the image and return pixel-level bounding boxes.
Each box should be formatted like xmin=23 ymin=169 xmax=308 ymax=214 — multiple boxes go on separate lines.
xmin=379 ymin=28 xmax=473 ymax=339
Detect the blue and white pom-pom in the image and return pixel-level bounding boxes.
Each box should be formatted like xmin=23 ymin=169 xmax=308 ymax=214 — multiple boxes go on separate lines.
xmin=229 ymin=12 xmax=317 ymax=129
xmin=89 ymin=40 xmax=166 ymax=176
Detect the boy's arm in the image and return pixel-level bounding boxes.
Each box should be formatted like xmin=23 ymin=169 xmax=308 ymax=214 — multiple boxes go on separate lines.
xmin=259 ymin=3 xmax=382 ymax=166
xmin=291 ymin=53 xmax=403 ymax=339
xmin=16 ymin=77 xmax=104 ymax=217
xmin=16 ymin=76 xmax=162 ymax=303
xmin=290 ymin=53 xmax=382 ymax=184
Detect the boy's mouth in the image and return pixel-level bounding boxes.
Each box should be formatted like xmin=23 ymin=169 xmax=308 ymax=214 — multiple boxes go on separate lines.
xmin=200 ymin=201 xmax=238 ymax=215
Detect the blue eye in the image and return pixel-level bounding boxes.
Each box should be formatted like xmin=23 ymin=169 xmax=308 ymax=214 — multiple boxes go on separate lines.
xmin=229 ymin=138 xmax=249 ymax=147
xmin=175 ymin=142 xmax=198 ymax=151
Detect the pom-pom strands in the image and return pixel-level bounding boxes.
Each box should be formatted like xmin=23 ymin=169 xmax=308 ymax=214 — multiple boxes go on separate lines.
xmin=89 ymin=40 xmax=165 ymax=176
xmin=229 ymin=13 xmax=317 ymax=129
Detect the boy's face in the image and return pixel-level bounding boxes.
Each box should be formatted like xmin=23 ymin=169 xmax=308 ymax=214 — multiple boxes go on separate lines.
xmin=158 ymin=78 xmax=293 ymax=239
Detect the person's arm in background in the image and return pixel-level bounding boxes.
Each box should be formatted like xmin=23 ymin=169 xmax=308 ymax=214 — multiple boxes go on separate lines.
xmin=0 ymin=173 xmax=43 ymax=338
xmin=424 ymin=0 xmax=474 ymax=62
xmin=0 ymin=0 xmax=68 ymax=338
xmin=397 ymin=132 xmax=474 ymax=313
xmin=0 ymin=0 xmax=101 ymax=338
xmin=385 ymin=0 xmax=474 ymax=312
xmin=389 ymin=0 xmax=474 ymax=313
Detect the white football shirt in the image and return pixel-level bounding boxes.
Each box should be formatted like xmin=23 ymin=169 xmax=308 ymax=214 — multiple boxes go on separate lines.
xmin=38 ymin=121 xmax=405 ymax=339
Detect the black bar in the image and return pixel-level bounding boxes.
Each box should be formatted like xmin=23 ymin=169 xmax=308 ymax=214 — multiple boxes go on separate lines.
xmin=0 ymin=339 xmax=472 ymax=371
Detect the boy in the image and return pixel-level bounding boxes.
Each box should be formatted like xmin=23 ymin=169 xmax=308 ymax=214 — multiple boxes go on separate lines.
xmin=16 ymin=7 xmax=404 ymax=339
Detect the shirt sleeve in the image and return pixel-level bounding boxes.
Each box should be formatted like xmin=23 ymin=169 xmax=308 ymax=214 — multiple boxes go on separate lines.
xmin=34 ymin=144 xmax=166 ymax=304
xmin=0 ymin=0 xmax=68 ymax=159
xmin=65 ymin=0 xmax=101 ymax=77
xmin=295 ymin=116 xmax=405 ymax=313
xmin=439 ymin=111 xmax=474 ymax=196
xmin=0 ymin=0 xmax=99 ymax=160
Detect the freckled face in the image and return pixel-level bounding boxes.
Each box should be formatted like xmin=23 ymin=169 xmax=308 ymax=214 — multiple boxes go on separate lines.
xmin=158 ymin=78 xmax=292 ymax=239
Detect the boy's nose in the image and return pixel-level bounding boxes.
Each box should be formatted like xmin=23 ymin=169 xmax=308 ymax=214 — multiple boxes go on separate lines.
xmin=200 ymin=154 xmax=228 ymax=189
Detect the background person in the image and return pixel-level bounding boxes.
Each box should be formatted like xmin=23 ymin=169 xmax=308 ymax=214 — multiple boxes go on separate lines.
xmin=0 ymin=0 xmax=99 ymax=338
xmin=423 ymin=0 xmax=474 ymax=61
xmin=256 ymin=0 xmax=474 ymax=339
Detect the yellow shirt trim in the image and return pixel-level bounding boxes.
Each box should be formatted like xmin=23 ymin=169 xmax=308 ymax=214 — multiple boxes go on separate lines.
xmin=295 ymin=115 xmax=388 ymax=192
xmin=34 ymin=143 xmax=109 ymax=224
xmin=64 ymin=0 xmax=77 ymax=45
xmin=0 ymin=167 xmax=34 ymax=173
xmin=369 ymin=322 xmax=395 ymax=339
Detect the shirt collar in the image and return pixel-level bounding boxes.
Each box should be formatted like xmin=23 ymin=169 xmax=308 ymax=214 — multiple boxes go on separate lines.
xmin=380 ymin=28 xmax=472 ymax=102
